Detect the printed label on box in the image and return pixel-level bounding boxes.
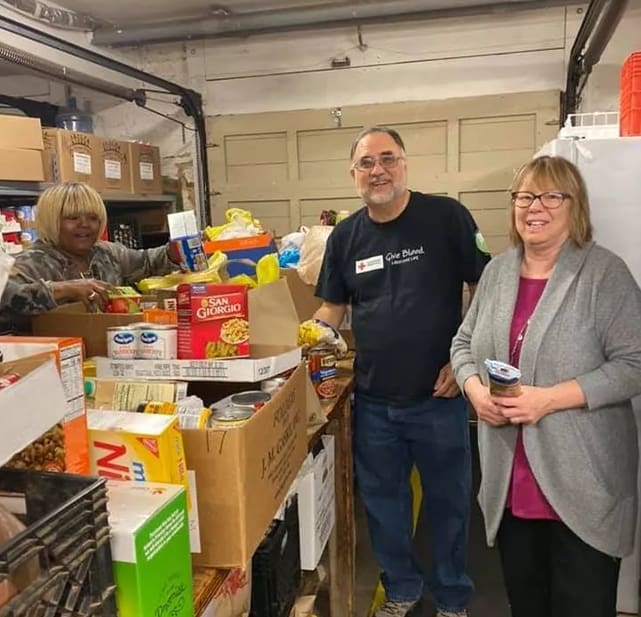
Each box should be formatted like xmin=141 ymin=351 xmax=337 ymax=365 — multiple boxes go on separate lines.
xmin=105 ymin=159 xmax=122 ymax=180
xmin=140 ymin=161 xmax=154 ymax=181
xmin=73 ymin=152 xmax=92 ymax=175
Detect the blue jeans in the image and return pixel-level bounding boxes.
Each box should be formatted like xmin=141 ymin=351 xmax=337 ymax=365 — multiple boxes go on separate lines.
xmin=353 ymin=394 xmax=474 ymax=611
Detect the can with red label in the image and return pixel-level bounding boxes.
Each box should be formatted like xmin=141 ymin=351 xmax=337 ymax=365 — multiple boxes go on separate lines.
xmin=0 ymin=373 xmax=20 ymax=390
xmin=308 ymin=347 xmax=337 ymax=399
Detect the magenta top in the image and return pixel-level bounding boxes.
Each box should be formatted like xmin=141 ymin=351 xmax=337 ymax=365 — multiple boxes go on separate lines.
xmin=505 ymin=277 xmax=560 ymax=520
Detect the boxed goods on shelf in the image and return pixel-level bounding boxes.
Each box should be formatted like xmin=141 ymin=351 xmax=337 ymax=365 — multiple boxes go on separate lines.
xmin=96 ymin=139 xmax=133 ymax=194
xmin=106 ymin=481 xmax=192 ymax=617
xmin=41 ymin=128 xmax=101 ymax=185
xmin=0 ymin=116 xmax=44 ymax=182
xmin=129 ymin=142 xmax=162 ymax=195
xmin=0 ymin=468 xmax=117 ymax=615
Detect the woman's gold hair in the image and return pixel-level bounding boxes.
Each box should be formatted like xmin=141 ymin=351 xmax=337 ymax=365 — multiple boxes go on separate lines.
xmin=35 ymin=183 xmax=107 ymax=245
xmin=508 ymin=155 xmax=593 ymax=247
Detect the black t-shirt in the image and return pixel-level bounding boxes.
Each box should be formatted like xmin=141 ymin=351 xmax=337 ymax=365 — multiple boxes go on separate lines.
xmin=315 ymin=191 xmax=490 ymax=404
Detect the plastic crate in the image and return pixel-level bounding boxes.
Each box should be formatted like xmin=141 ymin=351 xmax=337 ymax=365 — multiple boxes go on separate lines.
xmin=107 ymin=215 xmax=142 ymax=249
xmin=0 ymin=469 xmax=117 ymax=617
xmin=620 ymin=52 xmax=641 ymax=136
xmin=250 ymin=494 xmax=301 ymax=617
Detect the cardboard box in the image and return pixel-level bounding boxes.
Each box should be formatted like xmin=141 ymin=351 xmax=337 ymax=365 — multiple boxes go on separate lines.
xmin=184 ymin=362 xmax=308 ymax=567
xmin=0 ymin=148 xmax=45 ymax=182
xmin=0 ymin=336 xmax=89 ymax=474
xmin=96 ymin=345 xmax=301 ymax=382
xmin=32 ymin=305 xmax=144 ymax=358
xmin=204 ymin=234 xmax=278 ymax=278
xmin=41 ymin=128 xmax=100 ymax=184
xmin=129 ymin=142 xmax=162 ymax=195
xmin=107 ymin=481 xmax=193 ymax=617
xmin=193 ymin=566 xmax=251 ymax=617
xmin=33 ymin=277 xmax=300 ymax=361
xmin=0 ymin=115 xmax=44 ymax=150
xmin=97 ymin=138 xmax=133 ymax=194
xmin=0 ymin=354 xmax=68 ymax=467
xmin=297 ymin=435 xmax=335 ymax=570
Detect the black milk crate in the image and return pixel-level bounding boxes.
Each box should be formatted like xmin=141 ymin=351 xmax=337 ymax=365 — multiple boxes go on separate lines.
xmin=0 ymin=469 xmax=117 ymax=616
xmin=250 ymin=494 xmax=301 ymax=617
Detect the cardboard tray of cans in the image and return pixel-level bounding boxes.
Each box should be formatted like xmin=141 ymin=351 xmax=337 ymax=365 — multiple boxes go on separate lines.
xmin=95 ymin=345 xmax=302 ymax=382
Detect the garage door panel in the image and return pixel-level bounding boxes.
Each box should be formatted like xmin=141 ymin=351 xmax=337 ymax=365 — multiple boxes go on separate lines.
xmin=297 ymin=127 xmax=362 ymax=161
xmin=225 ymin=133 xmax=288 ymax=165
xmin=459 ymin=115 xmax=536 ymax=153
xmin=460 ymin=190 xmax=511 ymax=211
xmin=208 ymin=90 xmax=559 ymax=238
xmin=299 ymin=160 xmax=353 ymax=185
xmin=388 ymin=121 xmax=448 ymax=156
xmin=226 ymin=164 xmax=289 ymax=186
xmin=459 ymin=148 xmax=534 ymax=175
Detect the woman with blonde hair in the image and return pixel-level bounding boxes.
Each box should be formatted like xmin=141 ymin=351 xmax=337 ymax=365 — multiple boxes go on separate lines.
xmin=451 ymin=155 xmax=641 ymax=617
xmin=0 ymin=182 xmax=177 ymax=333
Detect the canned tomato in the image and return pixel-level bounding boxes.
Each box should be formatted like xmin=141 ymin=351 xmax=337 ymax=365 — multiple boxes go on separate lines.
xmin=107 ymin=326 xmax=137 ymax=359
xmin=308 ymin=347 xmax=337 ymax=399
xmin=209 ymin=405 xmax=253 ymax=429
xmin=230 ymin=390 xmax=272 ymax=411
xmin=0 ymin=372 xmax=20 ymax=390
xmin=135 ymin=323 xmax=177 ymax=360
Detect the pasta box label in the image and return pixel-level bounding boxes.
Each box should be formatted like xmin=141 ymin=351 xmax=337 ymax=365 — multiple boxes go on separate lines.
xmin=176 ymin=283 xmax=250 ymax=359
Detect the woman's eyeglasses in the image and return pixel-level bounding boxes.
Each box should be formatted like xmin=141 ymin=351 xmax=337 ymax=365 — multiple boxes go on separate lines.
xmin=511 ymin=191 xmax=571 ymax=209
xmin=352 ymin=154 xmax=405 ymax=172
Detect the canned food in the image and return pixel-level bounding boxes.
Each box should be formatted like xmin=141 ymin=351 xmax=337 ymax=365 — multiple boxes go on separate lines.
xmin=230 ymin=390 xmax=272 ymax=411
xmin=308 ymin=347 xmax=337 ymax=399
xmin=107 ymin=326 xmax=137 ymax=359
xmin=135 ymin=323 xmax=177 ymax=360
xmin=261 ymin=377 xmax=287 ymax=395
xmin=0 ymin=372 xmax=20 ymax=390
xmin=209 ymin=405 xmax=253 ymax=429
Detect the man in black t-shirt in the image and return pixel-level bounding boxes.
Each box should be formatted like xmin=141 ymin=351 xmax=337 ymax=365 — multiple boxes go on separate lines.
xmin=314 ymin=127 xmax=490 ymax=617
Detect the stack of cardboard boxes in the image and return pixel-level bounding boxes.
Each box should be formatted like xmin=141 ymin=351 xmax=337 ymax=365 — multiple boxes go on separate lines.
xmin=0 ymin=114 xmax=163 ymax=195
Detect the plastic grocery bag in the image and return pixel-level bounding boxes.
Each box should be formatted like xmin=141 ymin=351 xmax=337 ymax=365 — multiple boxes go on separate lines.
xmin=297 ymin=226 xmax=333 ymax=286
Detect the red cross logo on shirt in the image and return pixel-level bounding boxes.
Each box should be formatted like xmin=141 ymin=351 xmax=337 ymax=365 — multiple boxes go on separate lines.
xmin=358 ymin=261 xmax=366 ymax=271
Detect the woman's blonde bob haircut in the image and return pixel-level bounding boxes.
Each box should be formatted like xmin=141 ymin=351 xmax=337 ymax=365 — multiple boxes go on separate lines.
xmin=509 ymin=155 xmax=593 ymax=247
xmin=35 ymin=182 xmax=108 ymax=246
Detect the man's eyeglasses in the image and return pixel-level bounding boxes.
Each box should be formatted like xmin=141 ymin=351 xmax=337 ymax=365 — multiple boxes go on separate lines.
xmin=511 ymin=191 xmax=571 ymax=209
xmin=352 ymin=154 xmax=405 ymax=172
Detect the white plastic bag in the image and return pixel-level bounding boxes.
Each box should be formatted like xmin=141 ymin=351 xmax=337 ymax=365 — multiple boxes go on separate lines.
xmin=297 ymin=225 xmax=334 ymax=286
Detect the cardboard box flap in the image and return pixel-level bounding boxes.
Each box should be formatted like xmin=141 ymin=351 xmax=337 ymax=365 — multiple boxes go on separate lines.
xmin=0 ymin=354 xmax=68 ymax=467
xmin=249 ymin=278 xmax=298 ymax=347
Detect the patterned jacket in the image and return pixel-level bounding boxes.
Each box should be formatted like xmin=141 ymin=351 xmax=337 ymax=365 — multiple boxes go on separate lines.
xmin=0 ymin=240 xmax=176 ymax=333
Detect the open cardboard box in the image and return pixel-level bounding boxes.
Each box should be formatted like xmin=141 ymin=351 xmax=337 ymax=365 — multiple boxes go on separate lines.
xmin=183 ymin=362 xmax=308 ymax=567
xmin=33 ymin=277 xmax=301 ymax=361
xmin=0 ymin=353 xmax=68 ymax=467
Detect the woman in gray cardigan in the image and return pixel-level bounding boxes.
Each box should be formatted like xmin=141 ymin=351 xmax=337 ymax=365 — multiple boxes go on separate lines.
xmin=451 ymin=155 xmax=641 ymax=617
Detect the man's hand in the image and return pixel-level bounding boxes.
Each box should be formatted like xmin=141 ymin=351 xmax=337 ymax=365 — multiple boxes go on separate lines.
xmin=492 ymin=386 xmax=554 ymax=425
xmin=433 ymin=362 xmax=461 ymax=398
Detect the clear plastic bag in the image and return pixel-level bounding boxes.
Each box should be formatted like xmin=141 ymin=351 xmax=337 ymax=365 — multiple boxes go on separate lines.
xmin=297 ymin=226 xmax=333 ymax=286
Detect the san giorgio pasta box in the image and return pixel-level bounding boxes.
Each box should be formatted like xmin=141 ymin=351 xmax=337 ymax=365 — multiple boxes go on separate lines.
xmin=176 ymin=283 xmax=250 ymax=359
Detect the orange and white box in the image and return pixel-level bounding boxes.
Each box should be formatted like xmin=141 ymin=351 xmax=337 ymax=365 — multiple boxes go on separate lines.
xmin=0 ymin=335 xmax=88 ymax=474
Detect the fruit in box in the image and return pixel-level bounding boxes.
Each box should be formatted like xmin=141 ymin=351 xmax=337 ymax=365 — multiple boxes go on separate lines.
xmin=107 ymin=286 xmax=142 ymax=314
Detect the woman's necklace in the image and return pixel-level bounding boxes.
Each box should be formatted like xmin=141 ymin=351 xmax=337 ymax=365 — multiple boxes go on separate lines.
xmin=510 ymin=318 xmax=531 ymax=366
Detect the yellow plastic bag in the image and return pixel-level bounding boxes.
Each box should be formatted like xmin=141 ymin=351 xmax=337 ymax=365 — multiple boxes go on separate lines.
xmin=256 ymin=253 xmax=280 ymax=286
xmin=204 ymin=208 xmax=264 ymax=241
xmin=137 ymin=251 xmax=226 ymax=292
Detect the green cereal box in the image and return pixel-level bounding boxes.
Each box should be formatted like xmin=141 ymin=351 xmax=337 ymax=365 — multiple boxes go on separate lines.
xmin=107 ymin=481 xmax=193 ymax=617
